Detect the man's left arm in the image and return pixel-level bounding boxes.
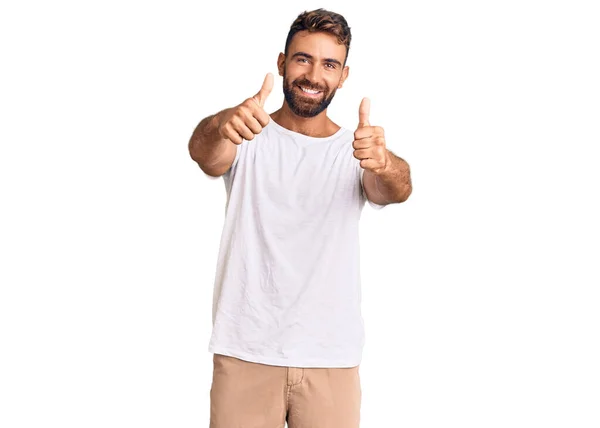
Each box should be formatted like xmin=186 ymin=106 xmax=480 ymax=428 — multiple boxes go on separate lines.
xmin=353 ymin=97 xmax=412 ymax=206
xmin=362 ymin=152 xmax=412 ymax=205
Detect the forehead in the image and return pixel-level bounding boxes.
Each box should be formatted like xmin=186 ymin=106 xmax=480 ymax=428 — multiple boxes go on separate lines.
xmin=288 ymin=31 xmax=346 ymax=62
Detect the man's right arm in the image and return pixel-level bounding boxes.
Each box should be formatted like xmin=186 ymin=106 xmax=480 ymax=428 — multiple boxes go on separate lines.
xmin=188 ymin=73 xmax=274 ymax=178
xmin=188 ymin=110 xmax=237 ymax=177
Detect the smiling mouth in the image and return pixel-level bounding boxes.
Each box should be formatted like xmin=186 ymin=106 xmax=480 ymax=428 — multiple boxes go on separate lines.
xmin=297 ymin=85 xmax=323 ymax=96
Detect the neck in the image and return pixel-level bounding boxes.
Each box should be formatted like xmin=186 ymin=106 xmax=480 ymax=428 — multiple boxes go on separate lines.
xmin=271 ymin=102 xmax=340 ymax=138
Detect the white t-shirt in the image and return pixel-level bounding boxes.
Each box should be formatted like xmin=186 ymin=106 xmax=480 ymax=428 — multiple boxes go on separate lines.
xmin=208 ymin=119 xmax=385 ymax=368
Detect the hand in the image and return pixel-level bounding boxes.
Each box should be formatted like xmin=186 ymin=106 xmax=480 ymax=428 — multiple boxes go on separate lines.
xmin=217 ymin=73 xmax=274 ymax=145
xmin=352 ymin=97 xmax=390 ymax=174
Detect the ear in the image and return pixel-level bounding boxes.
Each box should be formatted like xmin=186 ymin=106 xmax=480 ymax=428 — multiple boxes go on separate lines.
xmin=277 ymin=53 xmax=286 ymax=77
xmin=338 ymin=65 xmax=350 ymax=89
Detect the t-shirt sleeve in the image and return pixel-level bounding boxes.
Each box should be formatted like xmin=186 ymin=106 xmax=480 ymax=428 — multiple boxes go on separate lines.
xmin=223 ymin=143 xmax=242 ymax=179
xmin=231 ymin=143 xmax=241 ymax=170
xmin=360 ymin=168 xmax=387 ymax=210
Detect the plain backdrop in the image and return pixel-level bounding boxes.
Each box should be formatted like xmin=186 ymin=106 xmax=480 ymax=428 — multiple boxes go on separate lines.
xmin=1 ymin=0 xmax=599 ymax=427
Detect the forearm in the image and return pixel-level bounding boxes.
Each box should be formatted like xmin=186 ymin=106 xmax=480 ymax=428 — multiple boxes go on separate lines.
xmin=364 ymin=151 xmax=412 ymax=204
xmin=188 ymin=109 xmax=233 ymax=168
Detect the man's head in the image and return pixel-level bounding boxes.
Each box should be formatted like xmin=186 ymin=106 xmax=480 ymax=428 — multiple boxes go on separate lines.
xmin=278 ymin=9 xmax=352 ymax=118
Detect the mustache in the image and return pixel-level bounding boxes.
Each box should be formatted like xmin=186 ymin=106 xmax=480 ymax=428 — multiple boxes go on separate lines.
xmin=293 ymin=79 xmax=326 ymax=92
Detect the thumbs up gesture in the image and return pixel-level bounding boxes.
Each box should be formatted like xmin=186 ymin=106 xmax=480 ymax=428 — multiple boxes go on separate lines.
xmin=217 ymin=73 xmax=274 ymax=145
xmin=353 ymin=98 xmax=390 ymax=174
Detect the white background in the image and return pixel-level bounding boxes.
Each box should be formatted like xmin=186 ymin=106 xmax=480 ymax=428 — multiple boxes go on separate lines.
xmin=1 ymin=0 xmax=599 ymax=427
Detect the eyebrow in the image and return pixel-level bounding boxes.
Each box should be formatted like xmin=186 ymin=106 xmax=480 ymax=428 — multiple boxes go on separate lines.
xmin=291 ymin=51 xmax=342 ymax=67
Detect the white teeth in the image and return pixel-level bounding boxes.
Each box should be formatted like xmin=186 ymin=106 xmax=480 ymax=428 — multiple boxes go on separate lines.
xmin=300 ymin=86 xmax=320 ymax=94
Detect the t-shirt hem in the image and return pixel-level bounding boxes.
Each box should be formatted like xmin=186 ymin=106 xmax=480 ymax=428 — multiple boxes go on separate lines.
xmin=208 ymin=344 xmax=361 ymax=368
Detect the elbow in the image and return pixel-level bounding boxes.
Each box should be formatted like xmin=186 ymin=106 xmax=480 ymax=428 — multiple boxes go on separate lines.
xmin=201 ymin=166 xmax=226 ymax=178
xmin=192 ymin=158 xmax=227 ymax=178
xmin=191 ymin=158 xmax=222 ymax=177
xmin=188 ymin=138 xmax=198 ymax=163
xmin=397 ymin=169 xmax=413 ymax=203
xmin=396 ymin=183 xmax=412 ymax=203
xmin=188 ymin=140 xmax=209 ymax=172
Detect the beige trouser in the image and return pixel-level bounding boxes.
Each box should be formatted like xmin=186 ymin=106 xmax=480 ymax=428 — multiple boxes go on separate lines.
xmin=210 ymin=353 xmax=362 ymax=428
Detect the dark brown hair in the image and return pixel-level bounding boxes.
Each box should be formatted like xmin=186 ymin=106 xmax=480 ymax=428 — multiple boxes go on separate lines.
xmin=285 ymin=9 xmax=352 ymax=65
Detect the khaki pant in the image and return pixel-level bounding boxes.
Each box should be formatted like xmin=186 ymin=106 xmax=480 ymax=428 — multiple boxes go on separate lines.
xmin=210 ymin=353 xmax=362 ymax=428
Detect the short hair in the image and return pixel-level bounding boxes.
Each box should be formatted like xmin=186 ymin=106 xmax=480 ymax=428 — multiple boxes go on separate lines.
xmin=284 ymin=8 xmax=352 ymax=65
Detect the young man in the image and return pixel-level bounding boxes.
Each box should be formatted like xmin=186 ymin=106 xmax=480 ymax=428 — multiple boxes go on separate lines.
xmin=188 ymin=8 xmax=412 ymax=427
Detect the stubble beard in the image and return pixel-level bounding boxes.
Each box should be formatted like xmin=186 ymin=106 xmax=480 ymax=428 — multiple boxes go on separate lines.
xmin=282 ymin=71 xmax=338 ymax=118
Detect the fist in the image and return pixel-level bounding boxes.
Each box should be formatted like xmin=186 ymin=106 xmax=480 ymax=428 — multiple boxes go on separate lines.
xmin=217 ymin=73 xmax=274 ymax=145
xmin=353 ymin=97 xmax=389 ymax=174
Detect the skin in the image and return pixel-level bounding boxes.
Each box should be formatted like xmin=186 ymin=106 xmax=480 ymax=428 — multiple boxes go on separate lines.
xmin=270 ymin=30 xmax=412 ymax=204
xmin=188 ymin=29 xmax=412 ymax=203
xmin=271 ymin=31 xmax=349 ymax=138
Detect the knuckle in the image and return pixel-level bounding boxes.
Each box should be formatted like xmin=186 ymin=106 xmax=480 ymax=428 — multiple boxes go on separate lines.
xmin=226 ymin=131 xmax=238 ymax=143
xmin=257 ymin=118 xmax=268 ymax=128
xmin=240 ymin=112 xmax=253 ymax=125
xmin=223 ymin=123 xmax=234 ymax=137
xmin=248 ymin=120 xmax=260 ymax=131
xmin=242 ymin=98 xmax=255 ymax=108
xmin=228 ymin=115 xmax=240 ymax=128
xmin=225 ymin=131 xmax=238 ymax=144
xmin=231 ymin=108 xmax=242 ymax=120
xmin=238 ymin=106 xmax=251 ymax=119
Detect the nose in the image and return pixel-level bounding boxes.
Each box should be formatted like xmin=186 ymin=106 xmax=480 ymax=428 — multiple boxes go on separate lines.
xmin=304 ymin=64 xmax=323 ymax=87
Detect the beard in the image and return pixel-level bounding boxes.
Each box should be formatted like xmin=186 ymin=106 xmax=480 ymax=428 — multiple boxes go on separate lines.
xmin=282 ymin=72 xmax=338 ymax=118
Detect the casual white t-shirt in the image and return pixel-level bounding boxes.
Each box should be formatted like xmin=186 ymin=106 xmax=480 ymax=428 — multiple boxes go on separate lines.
xmin=208 ymin=119 xmax=385 ymax=368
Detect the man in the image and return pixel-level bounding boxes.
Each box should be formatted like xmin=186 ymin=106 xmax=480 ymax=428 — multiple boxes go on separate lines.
xmin=188 ymin=8 xmax=412 ymax=428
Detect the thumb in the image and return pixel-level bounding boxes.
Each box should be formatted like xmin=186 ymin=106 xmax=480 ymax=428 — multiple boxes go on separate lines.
xmin=253 ymin=73 xmax=274 ymax=108
xmin=358 ymin=97 xmax=370 ymax=128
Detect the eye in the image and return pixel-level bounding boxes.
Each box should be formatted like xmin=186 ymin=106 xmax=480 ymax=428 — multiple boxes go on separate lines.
xmin=298 ymin=58 xmax=308 ymax=63
xmin=325 ymin=63 xmax=336 ymax=69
